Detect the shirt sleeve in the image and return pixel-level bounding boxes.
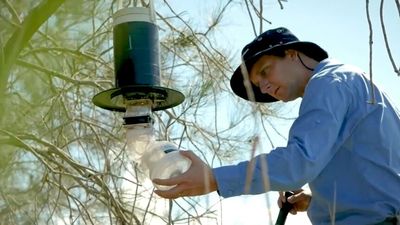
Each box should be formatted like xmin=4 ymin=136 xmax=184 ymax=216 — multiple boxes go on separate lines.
xmin=213 ymin=74 xmax=352 ymax=198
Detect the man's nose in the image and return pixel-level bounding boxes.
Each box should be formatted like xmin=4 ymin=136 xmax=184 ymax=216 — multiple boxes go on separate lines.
xmin=259 ymin=79 xmax=272 ymax=94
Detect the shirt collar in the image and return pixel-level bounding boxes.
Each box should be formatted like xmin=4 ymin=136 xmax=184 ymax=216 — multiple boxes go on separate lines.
xmin=312 ymin=58 xmax=343 ymax=76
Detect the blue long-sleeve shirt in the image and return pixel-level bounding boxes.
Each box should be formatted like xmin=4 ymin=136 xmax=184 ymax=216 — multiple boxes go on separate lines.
xmin=213 ymin=59 xmax=400 ymax=225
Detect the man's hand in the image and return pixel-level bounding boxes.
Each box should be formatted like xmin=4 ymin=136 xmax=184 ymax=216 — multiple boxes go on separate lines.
xmin=152 ymin=151 xmax=217 ymax=199
xmin=277 ymin=189 xmax=311 ymax=214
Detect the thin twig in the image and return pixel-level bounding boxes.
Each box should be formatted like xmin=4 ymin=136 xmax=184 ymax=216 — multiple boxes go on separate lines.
xmin=244 ymin=136 xmax=259 ymax=194
xmin=244 ymin=0 xmax=258 ymax=37
xmin=365 ymin=0 xmax=376 ymax=104
xmin=379 ymin=0 xmax=400 ymax=76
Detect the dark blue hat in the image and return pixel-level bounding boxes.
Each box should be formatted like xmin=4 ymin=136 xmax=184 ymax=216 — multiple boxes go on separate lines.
xmin=230 ymin=27 xmax=328 ymax=102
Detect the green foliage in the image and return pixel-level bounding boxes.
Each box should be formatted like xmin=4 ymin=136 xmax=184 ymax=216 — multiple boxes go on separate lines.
xmin=0 ymin=0 xmax=281 ymax=224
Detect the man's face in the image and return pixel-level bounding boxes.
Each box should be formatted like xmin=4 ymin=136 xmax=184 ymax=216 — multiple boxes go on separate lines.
xmin=249 ymin=51 xmax=305 ymax=102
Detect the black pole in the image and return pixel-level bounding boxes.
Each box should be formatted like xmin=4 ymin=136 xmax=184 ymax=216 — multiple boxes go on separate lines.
xmin=275 ymin=191 xmax=294 ymax=225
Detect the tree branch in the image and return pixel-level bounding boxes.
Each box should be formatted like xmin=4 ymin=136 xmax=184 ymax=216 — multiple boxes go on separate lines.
xmin=0 ymin=0 xmax=66 ymax=97
xmin=379 ymin=0 xmax=400 ymax=76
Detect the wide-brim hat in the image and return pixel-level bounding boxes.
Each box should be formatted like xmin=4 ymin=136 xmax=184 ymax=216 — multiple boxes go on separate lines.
xmin=230 ymin=27 xmax=328 ymax=102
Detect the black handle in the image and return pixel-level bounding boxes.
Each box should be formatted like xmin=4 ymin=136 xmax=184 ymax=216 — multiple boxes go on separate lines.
xmin=275 ymin=191 xmax=294 ymax=225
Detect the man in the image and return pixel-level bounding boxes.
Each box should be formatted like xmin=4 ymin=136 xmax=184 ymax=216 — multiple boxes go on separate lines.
xmin=153 ymin=27 xmax=400 ymax=225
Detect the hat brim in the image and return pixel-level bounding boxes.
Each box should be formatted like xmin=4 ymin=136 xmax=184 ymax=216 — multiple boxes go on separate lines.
xmin=230 ymin=41 xmax=327 ymax=103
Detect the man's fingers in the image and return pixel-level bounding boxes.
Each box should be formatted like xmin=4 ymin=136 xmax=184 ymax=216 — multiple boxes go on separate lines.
xmin=277 ymin=189 xmax=310 ymax=214
xmin=154 ymin=186 xmax=184 ymax=199
xmin=287 ymin=192 xmax=306 ymax=204
xmin=179 ymin=150 xmax=197 ymax=162
xmin=152 ymin=175 xmax=182 ymax=186
xmin=277 ymin=191 xmax=284 ymax=208
xmin=279 ymin=191 xmax=286 ymax=202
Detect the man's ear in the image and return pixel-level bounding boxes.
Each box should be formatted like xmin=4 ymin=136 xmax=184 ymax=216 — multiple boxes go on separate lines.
xmin=285 ymin=49 xmax=298 ymax=60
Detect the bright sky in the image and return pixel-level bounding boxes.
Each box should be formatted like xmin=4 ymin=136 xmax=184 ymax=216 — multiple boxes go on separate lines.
xmin=157 ymin=0 xmax=400 ymax=224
